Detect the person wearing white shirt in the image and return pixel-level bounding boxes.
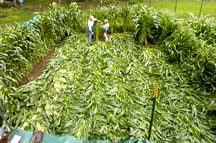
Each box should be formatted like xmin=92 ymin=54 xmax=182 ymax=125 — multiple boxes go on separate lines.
xmin=88 ymin=15 xmax=100 ymax=43
xmin=103 ymin=19 xmax=109 ymax=42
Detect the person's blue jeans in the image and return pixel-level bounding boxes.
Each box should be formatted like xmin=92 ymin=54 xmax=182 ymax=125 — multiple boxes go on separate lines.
xmin=88 ymin=27 xmax=93 ymax=43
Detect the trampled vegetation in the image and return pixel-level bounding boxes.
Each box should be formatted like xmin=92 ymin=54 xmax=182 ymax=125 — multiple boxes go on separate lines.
xmin=0 ymin=3 xmax=216 ymax=143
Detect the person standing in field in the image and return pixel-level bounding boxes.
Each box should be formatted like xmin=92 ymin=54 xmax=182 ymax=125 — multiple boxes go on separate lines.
xmin=103 ymin=19 xmax=109 ymax=42
xmin=88 ymin=15 xmax=100 ymax=43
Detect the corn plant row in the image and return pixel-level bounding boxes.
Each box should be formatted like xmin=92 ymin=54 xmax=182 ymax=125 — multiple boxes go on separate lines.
xmin=84 ymin=4 xmax=215 ymax=91
xmin=39 ymin=3 xmax=84 ymax=48
xmin=1 ymin=33 xmax=215 ymax=142
xmin=187 ymin=14 xmax=216 ymax=46
xmin=131 ymin=4 xmax=216 ymax=91
xmin=0 ymin=3 xmax=215 ymax=142
xmin=1 ymin=3 xmax=215 ymax=91
xmin=0 ymin=3 xmax=82 ymax=92
xmin=0 ymin=26 xmax=46 ymax=90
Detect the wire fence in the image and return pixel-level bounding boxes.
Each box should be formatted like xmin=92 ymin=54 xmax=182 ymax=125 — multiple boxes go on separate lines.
xmin=70 ymin=0 xmax=216 ymax=17
xmin=123 ymin=0 xmax=216 ymax=17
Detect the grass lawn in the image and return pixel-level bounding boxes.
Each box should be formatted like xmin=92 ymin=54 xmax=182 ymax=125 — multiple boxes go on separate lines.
xmin=149 ymin=1 xmax=216 ymax=17
xmin=0 ymin=0 xmax=216 ymax=30
xmin=0 ymin=8 xmax=35 ymax=28
xmin=84 ymin=0 xmax=216 ymax=17
xmin=0 ymin=0 xmax=60 ymax=29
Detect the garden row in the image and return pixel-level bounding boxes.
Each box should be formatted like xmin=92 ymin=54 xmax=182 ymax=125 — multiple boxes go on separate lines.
xmin=132 ymin=5 xmax=216 ymax=91
xmin=1 ymin=3 xmax=215 ymax=92
xmin=4 ymin=33 xmax=216 ymax=142
xmin=0 ymin=3 xmax=82 ymax=92
xmin=0 ymin=3 xmax=215 ymax=142
xmin=91 ymin=4 xmax=216 ymax=91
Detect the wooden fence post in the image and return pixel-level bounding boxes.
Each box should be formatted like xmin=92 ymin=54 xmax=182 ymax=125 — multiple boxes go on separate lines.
xmin=199 ymin=0 xmax=204 ymax=17
xmin=174 ymin=0 xmax=178 ymax=12
xmin=13 ymin=0 xmax=17 ymax=7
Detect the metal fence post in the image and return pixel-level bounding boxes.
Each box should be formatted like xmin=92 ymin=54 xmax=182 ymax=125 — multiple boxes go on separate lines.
xmin=148 ymin=84 xmax=159 ymax=141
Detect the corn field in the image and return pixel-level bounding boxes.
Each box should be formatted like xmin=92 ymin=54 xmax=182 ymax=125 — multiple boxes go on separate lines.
xmin=0 ymin=2 xmax=216 ymax=143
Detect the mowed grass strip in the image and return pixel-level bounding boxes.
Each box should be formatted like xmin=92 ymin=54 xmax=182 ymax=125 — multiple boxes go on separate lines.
xmin=0 ymin=8 xmax=35 ymax=28
xmin=150 ymin=1 xmax=216 ymax=17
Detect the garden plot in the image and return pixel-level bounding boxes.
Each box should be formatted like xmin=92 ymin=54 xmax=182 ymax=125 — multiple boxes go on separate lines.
xmin=4 ymin=33 xmax=215 ymax=142
xmin=0 ymin=3 xmax=215 ymax=143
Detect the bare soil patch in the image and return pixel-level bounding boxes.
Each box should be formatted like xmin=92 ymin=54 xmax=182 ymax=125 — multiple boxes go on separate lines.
xmin=29 ymin=7 xmax=40 ymax=12
xmin=18 ymin=49 xmax=55 ymax=86
xmin=0 ymin=15 xmax=8 ymax=18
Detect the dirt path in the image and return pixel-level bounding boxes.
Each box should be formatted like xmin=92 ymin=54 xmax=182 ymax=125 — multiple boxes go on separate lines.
xmin=17 ymin=1 xmax=113 ymax=86
xmin=18 ymin=49 xmax=55 ymax=86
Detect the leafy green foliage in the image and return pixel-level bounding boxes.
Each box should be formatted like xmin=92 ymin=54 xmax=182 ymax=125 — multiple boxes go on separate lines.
xmin=132 ymin=4 xmax=215 ymax=91
xmin=0 ymin=25 xmax=46 ymax=86
xmin=2 ymin=34 xmax=215 ymax=142
xmin=86 ymin=5 xmax=133 ymax=40
xmin=159 ymin=19 xmax=216 ymax=91
xmin=0 ymin=3 xmax=82 ymax=89
xmin=192 ymin=45 xmax=216 ymax=90
xmin=187 ymin=15 xmax=216 ymax=46
xmin=0 ymin=3 xmax=216 ymax=143
xmin=133 ymin=5 xmax=178 ymax=46
xmin=0 ymin=3 xmax=11 ymax=8
xmin=40 ymin=2 xmax=83 ymax=47
xmin=159 ymin=26 xmax=198 ymax=63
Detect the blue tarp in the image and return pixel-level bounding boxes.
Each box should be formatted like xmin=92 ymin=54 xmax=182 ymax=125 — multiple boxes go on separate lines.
xmin=22 ymin=15 xmax=39 ymax=28
xmin=5 ymin=128 xmax=150 ymax=143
